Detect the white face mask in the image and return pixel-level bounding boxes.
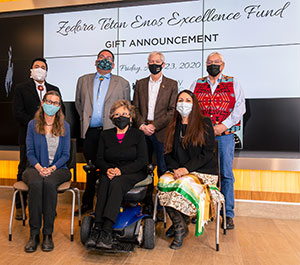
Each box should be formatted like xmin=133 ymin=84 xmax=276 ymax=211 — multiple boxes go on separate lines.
xmin=30 ymin=68 xmax=47 ymax=82
xmin=176 ymin=102 xmax=193 ymax=117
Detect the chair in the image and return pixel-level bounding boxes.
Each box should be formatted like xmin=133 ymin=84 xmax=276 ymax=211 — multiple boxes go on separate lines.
xmin=214 ymin=140 xmax=227 ymax=251
xmin=154 ymin=140 xmax=226 ymax=251
xmin=9 ymin=138 xmax=81 ymax=242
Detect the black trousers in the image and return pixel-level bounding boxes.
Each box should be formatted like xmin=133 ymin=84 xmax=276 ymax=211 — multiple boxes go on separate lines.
xmin=22 ymin=167 xmax=71 ymax=235
xmin=94 ymin=172 xmax=145 ymax=224
xmin=82 ymin=127 xmax=102 ymax=208
xmin=16 ymin=144 xmax=28 ymax=209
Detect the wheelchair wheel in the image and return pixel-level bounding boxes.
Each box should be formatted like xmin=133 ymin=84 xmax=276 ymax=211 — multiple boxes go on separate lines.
xmin=143 ymin=218 xmax=155 ymax=249
xmin=80 ymin=215 xmax=94 ymax=245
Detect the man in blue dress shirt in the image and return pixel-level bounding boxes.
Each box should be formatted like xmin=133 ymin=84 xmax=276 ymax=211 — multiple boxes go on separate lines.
xmin=75 ymin=49 xmax=130 ymax=214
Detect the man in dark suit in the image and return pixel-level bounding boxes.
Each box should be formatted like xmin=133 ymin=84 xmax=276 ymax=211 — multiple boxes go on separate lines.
xmin=133 ymin=51 xmax=178 ymax=214
xmin=75 ymin=49 xmax=130 ymax=214
xmin=13 ymin=58 xmax=63 ymax=220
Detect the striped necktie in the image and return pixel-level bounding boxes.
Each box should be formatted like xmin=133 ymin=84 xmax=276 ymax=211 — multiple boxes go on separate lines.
xmin=97 ymin=75 xmax=105 ymax=99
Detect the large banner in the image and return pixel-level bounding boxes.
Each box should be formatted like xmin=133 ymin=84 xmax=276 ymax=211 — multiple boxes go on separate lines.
xmin=44 ymin=0 xmax=300 ymax=101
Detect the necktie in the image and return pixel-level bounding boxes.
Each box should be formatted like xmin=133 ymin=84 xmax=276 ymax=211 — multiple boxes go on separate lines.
xmin=37 ymin=85 xmax=44 ymax=101
xmin=97 ymin=76 xmax=105 ymax=99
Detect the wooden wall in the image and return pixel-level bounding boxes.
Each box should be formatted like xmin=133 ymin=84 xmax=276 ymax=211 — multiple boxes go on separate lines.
xmin=1 ymin=160 xmax=299 ymax=203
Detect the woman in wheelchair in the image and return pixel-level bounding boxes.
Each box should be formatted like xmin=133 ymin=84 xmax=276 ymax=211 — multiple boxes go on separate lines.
xmin=157 ymin=90 xmax=224 ymax=249
xmin=23 ymin=91 xmax=71 ymax=253
xmin=86 ymin=100 xmax=148 ymax=249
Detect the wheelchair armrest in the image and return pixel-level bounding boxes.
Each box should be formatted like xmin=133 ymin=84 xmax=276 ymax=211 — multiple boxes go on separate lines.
xmin=83 ymin=160 xmax=96 ymax=174
xmin=147 ymin=164 xmax=154 ymax=175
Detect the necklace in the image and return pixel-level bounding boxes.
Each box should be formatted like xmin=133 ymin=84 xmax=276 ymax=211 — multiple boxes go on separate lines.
xmin=45 ymin=122 xmax=53 ymax=126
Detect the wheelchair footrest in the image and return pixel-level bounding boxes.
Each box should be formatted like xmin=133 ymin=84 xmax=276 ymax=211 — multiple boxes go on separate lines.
xmin=87 ymin=242 xmax=135 ymax=253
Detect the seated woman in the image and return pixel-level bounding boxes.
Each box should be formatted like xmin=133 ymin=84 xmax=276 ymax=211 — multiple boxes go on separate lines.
xmin=86 ymin=99 xmax=148 ymax=249
xmin=23 ymin=91 xmax=71 ymax=253
xmin=158 ymin=90 xmax=224 ymax=250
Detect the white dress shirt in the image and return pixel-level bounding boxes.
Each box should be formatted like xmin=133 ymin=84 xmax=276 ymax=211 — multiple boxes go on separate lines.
xmin=147 ymin=75 xmax=163 ymax=121
xmin=34 ymin=80 xmax=46 ymax=101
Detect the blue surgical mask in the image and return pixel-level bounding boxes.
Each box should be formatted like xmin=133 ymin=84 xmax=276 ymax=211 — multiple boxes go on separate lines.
xmin=176 ymin=102 xmax=193 ymax=117
xmin=97 ymin=59 xmax=113 ymax=70
xmin=43 ymin=103 xmax=60 ymax=116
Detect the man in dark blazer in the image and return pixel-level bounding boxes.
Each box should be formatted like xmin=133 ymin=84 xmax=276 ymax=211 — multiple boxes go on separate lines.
xmin=13 ymin=58 xmax=63 ymax=220
xmin=133 ymin=51 xmax=178 ymax=213
xmin=75 ymin=49 xmax=130 ymax=214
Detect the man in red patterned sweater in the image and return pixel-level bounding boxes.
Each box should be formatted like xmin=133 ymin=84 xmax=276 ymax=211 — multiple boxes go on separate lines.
xmin=190 ymin=52 xmax=246 ymax=229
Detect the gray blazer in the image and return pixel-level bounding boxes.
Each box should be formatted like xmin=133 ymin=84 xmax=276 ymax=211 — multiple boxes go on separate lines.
xmin=75 ymin=73 xmax=130 ymax=138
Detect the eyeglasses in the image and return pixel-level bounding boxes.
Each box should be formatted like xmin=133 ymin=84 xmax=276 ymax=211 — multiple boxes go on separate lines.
xmin=44 ymin=99 xmax=60 ymax=107
xmin=98 ymin=55 xmax=113 ymax=62
xmin=206 ymin=60 xmax=223 ymax=65
xmin=113 ymin=112 xmax=130 ymax=118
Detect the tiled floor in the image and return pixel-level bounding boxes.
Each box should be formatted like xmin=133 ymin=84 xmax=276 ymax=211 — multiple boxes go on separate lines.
xmin=1 ymin=187 xmax=300 ymax=265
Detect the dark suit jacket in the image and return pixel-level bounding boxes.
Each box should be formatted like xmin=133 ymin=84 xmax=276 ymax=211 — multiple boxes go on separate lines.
xmin=13 ymin=79 xmax=63 ymax=144
xmin=95 ymin=127 xmax=148 ymax=175
xmin=132 ymin=75 xmax=178 ymax=143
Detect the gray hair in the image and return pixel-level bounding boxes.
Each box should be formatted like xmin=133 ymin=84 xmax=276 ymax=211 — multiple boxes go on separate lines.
xmin=148 ymin=51 xmax=165 ymax=63
xmin=206 ymin=52 xmax=225 ymax=63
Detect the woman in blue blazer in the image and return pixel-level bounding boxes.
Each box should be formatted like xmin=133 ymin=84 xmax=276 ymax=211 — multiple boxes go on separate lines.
xmin=23 ymin=91 xmax=71 ymax=253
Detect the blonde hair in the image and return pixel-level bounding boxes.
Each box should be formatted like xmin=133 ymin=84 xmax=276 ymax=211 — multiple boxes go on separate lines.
xmin=109 ymin=100 xmax=135 ymax=121
xmin=34 ymin=91 xmax=65 ymax=136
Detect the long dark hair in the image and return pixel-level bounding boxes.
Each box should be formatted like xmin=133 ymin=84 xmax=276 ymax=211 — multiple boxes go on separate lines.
xmin=164 ymin=90 xmax=207 ymax=154
xmin=34 ymin=91 xmax=65 ymax=136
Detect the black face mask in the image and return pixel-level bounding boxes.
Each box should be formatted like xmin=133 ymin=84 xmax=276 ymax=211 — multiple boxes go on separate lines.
xmin=207 ymin=64 xmax=221 ymax=77
xmin=149 ymin=63 xmax=163 ymax=75
xmin=113 ymin=116 xmax=130 ymax=130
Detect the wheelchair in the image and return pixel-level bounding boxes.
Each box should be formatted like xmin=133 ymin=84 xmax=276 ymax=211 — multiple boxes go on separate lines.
xmin=80 ymin=163 xmax=156 ymax=252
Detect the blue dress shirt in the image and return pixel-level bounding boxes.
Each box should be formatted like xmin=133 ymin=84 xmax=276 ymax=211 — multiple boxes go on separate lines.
xmin=90 ymin=72 xmax=111 ymax=127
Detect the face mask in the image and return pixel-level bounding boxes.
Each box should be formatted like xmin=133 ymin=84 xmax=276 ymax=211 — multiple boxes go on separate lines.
xmin=149 ymin=63 xmax=163 ymax=75
xmin=176 ymin=102 xmax=193 ymax=118
xmin=30 ymin=68 xmax=47 ymax=81
xmin=207 ymin=64 xmax=221 ymax=77
xmin=113 ymin=116 xmax=130 ymax=130
xmin=43 ymin=103 xmax=60 ymax=116
xmin=97 ymin=59 xmax=113 ymax=70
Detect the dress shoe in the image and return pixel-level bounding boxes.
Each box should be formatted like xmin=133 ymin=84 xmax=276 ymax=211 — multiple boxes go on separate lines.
xmin=222 ymin=217 xmax=235 ymax=230
xmin=15 ymin=208 xmax=27 ymax=221
xmin=41 ymin=234 xmax=54 ymax=252
xmin=24 ymin=234 xmax=40 ymax=253
xmin=74 ymin=204 xmax=93 ymax=216
xmin=86 ymin=227 xmax=101 ymax=248
xmin=96 ymin=230 xmax=113 ymax=249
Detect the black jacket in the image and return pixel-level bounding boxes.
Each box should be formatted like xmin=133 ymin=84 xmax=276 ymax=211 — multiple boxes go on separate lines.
xmin=165 ymin=117 xmax=218 ymax=175
xmin=95 ymin=127 xmax=148 ymax=175
xmin=13 ymin=79 xmax=63 ymax=144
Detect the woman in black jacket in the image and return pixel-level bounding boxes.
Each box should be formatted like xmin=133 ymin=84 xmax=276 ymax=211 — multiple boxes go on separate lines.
xmin=158 ymin=90 xmax=224 ymax=250
xmin=86 ymin=100 xmax=148 ymax=249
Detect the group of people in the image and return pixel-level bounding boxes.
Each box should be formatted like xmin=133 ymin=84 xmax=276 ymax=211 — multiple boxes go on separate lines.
xmin=13 ymin=49 xmax=245 ymax=253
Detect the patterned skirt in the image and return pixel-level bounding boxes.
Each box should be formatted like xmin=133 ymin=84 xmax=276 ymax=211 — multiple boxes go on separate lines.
xmin=157 ymin=171 xmax=224 ymax=237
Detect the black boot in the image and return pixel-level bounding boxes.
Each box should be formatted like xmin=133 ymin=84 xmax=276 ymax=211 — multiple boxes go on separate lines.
xmin=166 ymin=207 xmax=187 ymax=250
xmin=166 ymin=212 xmax=190 ymax=238
xmin=24 ymin=234 xmax=40 ymax=253
xmin=41 ymin=234 xmax=54 ymax=252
